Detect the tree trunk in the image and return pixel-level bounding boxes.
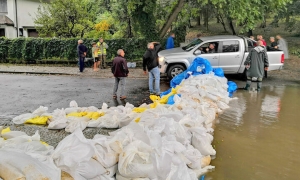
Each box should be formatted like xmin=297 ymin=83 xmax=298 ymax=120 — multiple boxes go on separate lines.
xmin=227 ymin=17 xmax=236 ymax=35
xmin=196 ymin=15 xmax=200 ymax=26
xmin=218 ymin=14 xmax=227 ymax=32
xmin=127 ymin=18 xmax=133 ymax=38
xmin=159 ymin=0 xmax=186 ymax=38
xmin=247 ymin=29 xmax=253 ymax=37
xmin=205 ymin=7 xmax=209 ymax=31
xmin=285 ymin=15 xmax=290 ymax=23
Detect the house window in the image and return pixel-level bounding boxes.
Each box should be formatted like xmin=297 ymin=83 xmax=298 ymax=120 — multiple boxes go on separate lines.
xmin=28 ymin=29 xmax=39 ymax=37
xmin=0 ymin=29 xmax=5 ymax=37
xmin=0 ymin=0 xmax=7 ymax=13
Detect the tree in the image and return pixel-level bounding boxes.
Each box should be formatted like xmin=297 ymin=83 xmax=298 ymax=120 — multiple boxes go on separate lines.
xmin=34 ymin=0 xmax=98 ymax=38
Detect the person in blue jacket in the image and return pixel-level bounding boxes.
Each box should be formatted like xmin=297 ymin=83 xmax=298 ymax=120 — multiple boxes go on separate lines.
xmin=166 ymin=32 xmax=175 ymax=49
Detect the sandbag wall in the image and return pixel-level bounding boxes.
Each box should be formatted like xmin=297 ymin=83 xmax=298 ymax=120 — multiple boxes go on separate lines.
xmin=0 ymin=57 xmax=237 ymax=180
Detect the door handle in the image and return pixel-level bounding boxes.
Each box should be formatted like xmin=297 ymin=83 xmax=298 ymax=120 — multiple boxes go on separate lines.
xmin=235 ymin=55 xmax=240 ymax=58
xmin=213 ymin=56 xmax=218 ymax=59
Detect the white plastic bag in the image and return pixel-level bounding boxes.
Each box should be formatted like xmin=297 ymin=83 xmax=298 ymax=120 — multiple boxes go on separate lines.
xmin=32 ymin=106 xmax=48 ymax=116
xmin=65 ymin=117 xmax=89 ymax=133
xmin=12 ymin=113 xmax=35 ymax=124
xmin=0 ymin=150 xmax=61 ymax=180
xmin=118 ymin=140 xmax=155 ymax=179
xmin=190 ymin=128 xmax=216 ymax=156
xmin=92 ymin=135 xmax=119 ymax=168
xmin=52 ymin=129 xmax=95 ymax=180
xmin=76 ymin=158 xmax=106 ymax=179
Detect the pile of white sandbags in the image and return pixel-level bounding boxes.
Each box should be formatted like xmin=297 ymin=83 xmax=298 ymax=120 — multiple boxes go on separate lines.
xmin=0 ymin=127 xmax=61 ymax=180
xmin=4 ymin=68 xmax=236 ymax=179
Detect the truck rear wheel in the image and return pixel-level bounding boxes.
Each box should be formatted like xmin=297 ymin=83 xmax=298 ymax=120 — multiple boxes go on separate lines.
xmin=167 ymin=64 xmax=185 ymax=80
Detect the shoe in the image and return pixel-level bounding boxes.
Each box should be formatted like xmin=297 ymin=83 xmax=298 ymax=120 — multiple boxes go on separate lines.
xmin=120 ymin=96 xmax=127 ymax=100
xmin=113 ymin=95 xmax=117 ymax=99
xmin=155 ymin=93 xmax=161 ymax=96
xmin=150 ymin=92 xmax=155 ymax=95
xmin=243 ymin=84 xmax=250 ymax=90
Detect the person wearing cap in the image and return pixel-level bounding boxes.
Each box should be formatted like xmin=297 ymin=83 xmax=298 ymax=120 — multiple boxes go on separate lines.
xmin=97 ymin=38 xmax=109 ymax=69
xmin=77 ymin=39 xmax=87 ymax=73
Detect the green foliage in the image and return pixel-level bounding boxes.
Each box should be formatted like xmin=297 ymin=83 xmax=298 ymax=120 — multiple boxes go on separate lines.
xmin=9 ymin=38 xmax=26 ymax=59
xmin=34 ymin=0 xmax=98 ymax=38
xmin=0 ymin=37 xmax=11 ymax=60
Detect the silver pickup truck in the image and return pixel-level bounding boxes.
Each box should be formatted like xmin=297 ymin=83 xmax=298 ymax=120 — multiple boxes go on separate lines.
xmin=158 ymin=35 xmax=285 ymax=79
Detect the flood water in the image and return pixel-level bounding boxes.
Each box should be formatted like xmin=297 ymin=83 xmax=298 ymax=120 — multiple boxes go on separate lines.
xmin=206 ymin=85 xmax=300 ymax=180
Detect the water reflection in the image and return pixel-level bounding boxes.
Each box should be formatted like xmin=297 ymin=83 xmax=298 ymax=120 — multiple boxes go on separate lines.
xmin=207 ymin=85 xmax=300 ymax=180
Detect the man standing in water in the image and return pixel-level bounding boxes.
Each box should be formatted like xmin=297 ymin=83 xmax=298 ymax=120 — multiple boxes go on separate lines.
xmin=244 ymin=40 xmax=269 ymax=91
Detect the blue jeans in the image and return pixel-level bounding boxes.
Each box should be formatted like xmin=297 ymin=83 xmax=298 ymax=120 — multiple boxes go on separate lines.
xmin=79 ymin=56 xmax=85 ymax=72
xmin=113 ymin=77 xmax=126 ymax=96
xmin=149 ymin=67 xmax=160 ymax=94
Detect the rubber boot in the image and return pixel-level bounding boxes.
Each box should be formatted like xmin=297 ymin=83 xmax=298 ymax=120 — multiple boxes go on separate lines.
xmin=257 ymin=82 xmax=262 ymax=92
xmin=244 ymin=80 xmax=251 ymax=90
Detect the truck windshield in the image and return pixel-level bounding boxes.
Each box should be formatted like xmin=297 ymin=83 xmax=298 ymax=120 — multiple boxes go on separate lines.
xmin=182 ymin=39 xmax=203 ymax=51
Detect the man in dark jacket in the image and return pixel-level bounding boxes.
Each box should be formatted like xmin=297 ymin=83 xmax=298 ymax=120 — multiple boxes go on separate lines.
xmin=111 ymin=49 xmax=129 ymax=100
xmin=143 ymin=42 xmax=161 ymax=95
xmin=244 ymin=40 xmax=269 ymax=91
xmin=77 ymin=40 xmax=87 ymax=72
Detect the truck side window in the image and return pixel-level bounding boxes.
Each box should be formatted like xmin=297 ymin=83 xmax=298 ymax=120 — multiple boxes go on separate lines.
xmin=222 ymin=40 xmax=239 ymax=53
xmin=199 ymin=42 xmax=219 ymax=53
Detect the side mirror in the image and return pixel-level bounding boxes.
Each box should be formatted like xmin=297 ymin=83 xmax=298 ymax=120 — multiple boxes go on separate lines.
xmin=194 ymin=49 xmax=201 ymax=55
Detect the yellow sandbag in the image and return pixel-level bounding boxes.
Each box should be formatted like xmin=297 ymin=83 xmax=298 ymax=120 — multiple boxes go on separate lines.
xmin=25 ymin=116 xmax=51 ymax=125
xmin=40 ymin=141 xmax=49 ymax=146
xmin=67 ymin=112 xmax=87 ymax=117
xmin=150 ymin=95 xmax=160 ymax=102
xmin=158 ymin=86 xmax=182 ymax=104
xmin=1 ymin=127 xmax=10 ymax=134
xmin=85 ymin=112 xmax=104 ymax=120
xmin=150 ymin=102 xmax=159 ymax=108
xmin=134 ymin=118 xmax=141 ymax=123
xmin=132 ymin=107 xmax=147 ymax=113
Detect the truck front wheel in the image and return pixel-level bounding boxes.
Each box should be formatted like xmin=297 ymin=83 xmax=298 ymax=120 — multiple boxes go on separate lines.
xmin=167 ymin=64 xmax=185 ymax=80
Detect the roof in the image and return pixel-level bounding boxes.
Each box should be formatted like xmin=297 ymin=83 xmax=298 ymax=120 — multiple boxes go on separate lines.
xmin=0 ymin=15 xmax=14 ymax=26
xmin=200 ymin=35 xmax=243 ymax=41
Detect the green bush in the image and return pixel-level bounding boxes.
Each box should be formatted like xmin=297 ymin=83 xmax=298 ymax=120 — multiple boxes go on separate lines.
xmin=0 ymin=36 xmax=183 ymax=64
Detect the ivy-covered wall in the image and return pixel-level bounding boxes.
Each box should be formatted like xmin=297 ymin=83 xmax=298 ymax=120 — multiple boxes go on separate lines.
xmin=0 ymin=35 xmax=185 ymax=63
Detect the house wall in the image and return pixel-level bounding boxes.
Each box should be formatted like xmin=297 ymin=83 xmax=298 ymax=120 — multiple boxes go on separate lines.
xmin=5 ymin=0 xmax=41 ymax=38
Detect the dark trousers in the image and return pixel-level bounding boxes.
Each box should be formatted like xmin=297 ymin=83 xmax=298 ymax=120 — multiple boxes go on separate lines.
xmin=79 ymin=56 xmax=85 ymax=72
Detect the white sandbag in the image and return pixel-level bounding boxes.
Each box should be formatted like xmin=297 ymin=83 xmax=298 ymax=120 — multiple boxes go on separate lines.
xmin=70 ymin=100 xmax=78 ymax=108
xmin=65 ymin=117 xmax=89 ymax=133
xmin=48 ymin=109 xmax=68 ymax=129
xmin=12 ymin=113 xmax=35 ymax=124
xmin=0 ymin=150 xmax=61 ymax=180
xmin=190 ymin=128 xmax=216 ymax=156
xmin=52 ymin=128 xmax=95 ymax=179
xmin=87 ymin=119 xmax=102 ymax=128
xmin=77 ymin=158 xmax=106 ymax=179
xmin=1 ymin=131 xmax=27 ymax=139
xmin=32 ymin=106 xmax=48 ymax=116
xmin=98 ymin=114 xmax=119 ymax=128
xmin=116 ymin=171 xmax=150 ymax=180
xmin=184 ymin=144 xmax=202 ymax=169
xmin=118 ymin=140 xmax=155 ymax=179
xmin=92 ymin=135 xmax=119 ymax=168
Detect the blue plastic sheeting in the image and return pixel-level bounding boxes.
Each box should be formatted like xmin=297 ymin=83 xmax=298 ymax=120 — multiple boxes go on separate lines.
xmin=167 ymin=94 xmax=182 ymax=105
xmin=170 ymin=57 xmax=213 ymax=88
xmin=228 ymin=81 xmax=238 ymax=97
xmin=213 ymin=68 xmax=225 ymax=77
xmin=160 ymin=88 xmax=172 ymax=98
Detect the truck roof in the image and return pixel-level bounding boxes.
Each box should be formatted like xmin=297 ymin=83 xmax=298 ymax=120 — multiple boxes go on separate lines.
xmin=200 ymin=35 xmax=243 ymax=41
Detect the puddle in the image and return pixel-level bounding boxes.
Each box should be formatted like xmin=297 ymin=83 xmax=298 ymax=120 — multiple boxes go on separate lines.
xmin=206 ymin=85 xmax=300 ymax=180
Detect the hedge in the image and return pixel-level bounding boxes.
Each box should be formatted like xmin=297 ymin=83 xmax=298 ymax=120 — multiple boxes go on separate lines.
xmin=0 ymin=27 xmax=189 ymax=63
xmin=0 ymin=37 xmax=175 ymax=63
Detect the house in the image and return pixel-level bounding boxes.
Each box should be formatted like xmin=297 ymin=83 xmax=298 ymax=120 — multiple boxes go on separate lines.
xmin=0 ymin=0 xmax=46 ymax=38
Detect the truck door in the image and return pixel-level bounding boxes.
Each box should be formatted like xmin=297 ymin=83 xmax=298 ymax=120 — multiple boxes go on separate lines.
xmin=218 ymin=40 xmax=243 ymax=73
xmin=194 ymin=41 xmax=220 ymax=68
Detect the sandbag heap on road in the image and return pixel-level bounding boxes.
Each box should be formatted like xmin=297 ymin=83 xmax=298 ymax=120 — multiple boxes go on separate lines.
xmin=1 ymin=57 xmax=237 ymax=180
